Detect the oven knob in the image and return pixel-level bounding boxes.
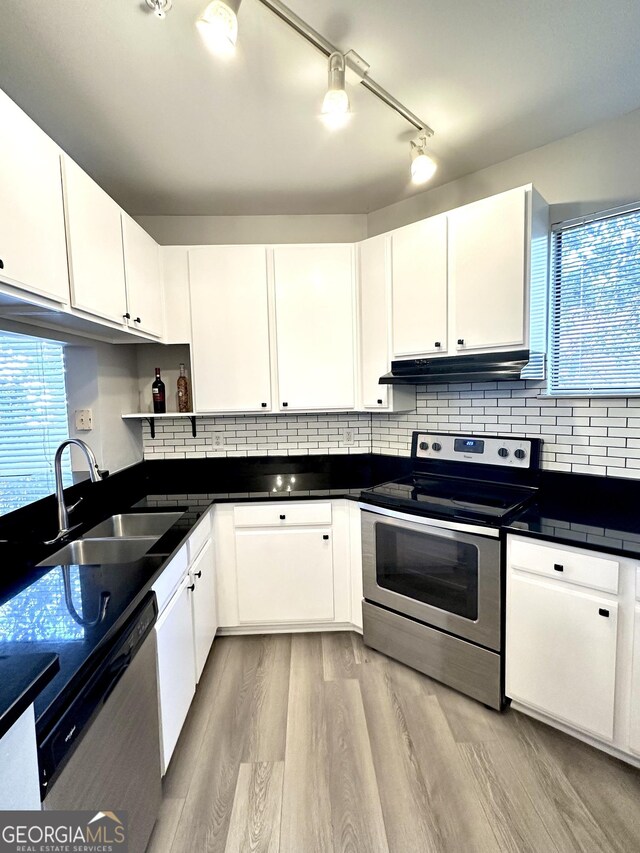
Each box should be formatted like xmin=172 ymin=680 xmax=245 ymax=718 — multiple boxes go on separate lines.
xmin=514 ymin=448 xmax=527 ymax=459
xmin=498 ymin=447 xmax=509 ymax=458
xmin=419 ymin=441 xmax=429 ymax=450
xmin=431 ymin=442 xmax=442 ymax=451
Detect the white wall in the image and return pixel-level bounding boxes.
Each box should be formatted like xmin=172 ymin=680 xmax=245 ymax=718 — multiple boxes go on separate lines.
xmin=136 ymin=213 xmax=367 ymax=246
xmin=368 ymin=107 xmax=640 ymax=234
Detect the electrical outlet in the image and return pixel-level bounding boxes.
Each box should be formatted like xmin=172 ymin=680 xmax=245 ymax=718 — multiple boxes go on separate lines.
xmin=211 ymin=431 xmax=225 ymax=450
xmin=75 ymin=409 xmax=93 ymax=431
xmin=342 ymin=428 xmax=355 ymax=446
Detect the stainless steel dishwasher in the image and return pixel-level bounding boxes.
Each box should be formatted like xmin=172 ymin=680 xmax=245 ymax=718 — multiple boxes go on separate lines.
xmin=40 ymin=592 xmax=162 ymax=853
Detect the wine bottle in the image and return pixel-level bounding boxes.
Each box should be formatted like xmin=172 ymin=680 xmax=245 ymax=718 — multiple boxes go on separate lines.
xmin=177 ymin=362 xmax=190 ymax=413
xmin=152 ymin=367 xmax=166 ymax=414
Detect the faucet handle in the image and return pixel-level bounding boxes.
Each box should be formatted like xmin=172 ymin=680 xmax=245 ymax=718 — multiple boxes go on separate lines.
xmin=68 ymin=497 xmax=83 ymax=514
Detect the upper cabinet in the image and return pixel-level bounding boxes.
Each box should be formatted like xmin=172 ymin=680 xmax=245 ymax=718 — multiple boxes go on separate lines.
xmin=448 ymin=186 xmax=528 ymax=353
xmin=0 ymin=90 xmax=69 ymax=304
xmin=358 ymin=236 xmax=414 ymax=412
xmin=273 ymin=245 xmax=355 ymax=411
xmin=189 ymin=245 xmax=272 ymax=412
xmin=122 ymin=214 xmax=164 ymax=338
xmin=391 ymin=215 xmax=448 ymax=358
xmin=62 ymin=155 xmax=128 ymax=325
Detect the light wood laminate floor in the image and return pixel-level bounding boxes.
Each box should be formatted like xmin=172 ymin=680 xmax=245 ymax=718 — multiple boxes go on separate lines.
xmin=147 ymin=633 xmax=640 ymax=853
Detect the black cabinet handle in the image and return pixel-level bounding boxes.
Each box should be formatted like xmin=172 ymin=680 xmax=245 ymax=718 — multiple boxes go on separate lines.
xmin=457 ymin=338 xmax=464 ymax=345
xmin=282 ymin=402 xmax=288 ymax=407
xmin=0 ymin=259 xmax=4 ymax=269
xmin=134 ymin=317 xmax=141 ymax=323
xmin=599 ymin=608 xmax=610 ymax=617
xmin=187 ymin=583 xmax=195 ymax=591
xmin=553 ymin=564 xmax=564 ymax=572
xmin=194 ymin=571 xmax=202 ymax=578
xmin=377 ymin=399 xmax=383 ymax=405
xmin=279 ymin=514 xmax=286 ymax=520
xmin=123 ymin=312 xmax=131 ymax=320
xmin=261 ymin=402 xmax=267 ymax=407
xmin=323 ymin=534 xmax=329 ymax=540
xmin=435 ymin=341 xmax=441 ymax=348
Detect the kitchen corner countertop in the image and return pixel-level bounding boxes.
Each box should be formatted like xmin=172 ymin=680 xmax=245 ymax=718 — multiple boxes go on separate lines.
xmin=0 ymin=652 xmax=59 ymax=740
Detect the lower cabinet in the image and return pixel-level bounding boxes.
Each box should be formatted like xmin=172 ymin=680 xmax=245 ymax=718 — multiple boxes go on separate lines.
xmin=0 ymin=704 xmax=41 ymax=810
xmin=506 ymin=572 xmax=618 ymax=740
xmin=190 ymin=538 xmax=218 ymax=681
xmin=236 ymin=527 xmax=334 ymax=623
xmin=630 ymin=604 xmax=640 ymax=755
xmin=154 ymin=576 xmax=196 ymax=775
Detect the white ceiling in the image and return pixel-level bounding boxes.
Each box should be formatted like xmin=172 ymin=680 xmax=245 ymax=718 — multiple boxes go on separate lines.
xmin=1 ymin=0 xmax=640 ymax=216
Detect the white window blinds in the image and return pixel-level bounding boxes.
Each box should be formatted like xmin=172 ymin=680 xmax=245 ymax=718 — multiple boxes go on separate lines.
xmin=550 ymin=207 xmax=640 ymax=396
xmin=0 ymin=331 xmax=71 ymax=516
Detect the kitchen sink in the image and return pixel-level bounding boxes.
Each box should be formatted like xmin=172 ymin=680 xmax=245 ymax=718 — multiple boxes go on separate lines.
xmin=80 ymin=512 xmax=184 ymax=540
xmin=37 ymin=537 xmax=158 ymax=567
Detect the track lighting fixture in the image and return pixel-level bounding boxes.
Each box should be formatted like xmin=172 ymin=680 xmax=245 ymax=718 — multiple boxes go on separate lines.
xmin=145 ymin=0 xmax=172 ymax=19
xmin=410 ymin=134 xmax=437 ymax=185
xmin=197 ymin=0 xmax=242 ymax=57
xmin=321 ymin=52 xmax=350 ymax=130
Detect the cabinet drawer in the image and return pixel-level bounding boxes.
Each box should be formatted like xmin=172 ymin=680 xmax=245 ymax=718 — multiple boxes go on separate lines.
xmin=187 ymin=511 xmax=212 ymax=563
xmin=233 ymin=502 xmax=332 ymax=528
xmin=152 ymin=545 xmax=188 ymax=613
xmin=509 ymin=537 xmax=619 ymax=594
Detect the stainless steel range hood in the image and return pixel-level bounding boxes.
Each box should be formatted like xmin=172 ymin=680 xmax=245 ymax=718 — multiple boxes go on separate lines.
xmin=379 ymin=349 xmax=532 ymax=385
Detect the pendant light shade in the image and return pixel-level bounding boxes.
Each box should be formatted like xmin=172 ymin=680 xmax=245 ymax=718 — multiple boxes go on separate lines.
xmin=321 ymin=52 xmax=350 ymax=129
xmin=410 ymin=136 xmax=437 ymax=184
xmin=197 ymin=0 xmax=242 ymax=57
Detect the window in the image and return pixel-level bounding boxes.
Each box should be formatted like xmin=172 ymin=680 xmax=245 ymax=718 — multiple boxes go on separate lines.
xmin=549 ymin=206 xmax=640 ymax=396
xmin=0 ymin=331 xmax=71 ymax=516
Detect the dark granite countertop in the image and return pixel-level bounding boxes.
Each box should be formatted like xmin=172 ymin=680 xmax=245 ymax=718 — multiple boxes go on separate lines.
xmin=0 ymin=652 xmax=59 ymax=740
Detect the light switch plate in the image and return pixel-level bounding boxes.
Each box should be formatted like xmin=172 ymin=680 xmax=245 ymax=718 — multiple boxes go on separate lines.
xmin=75 ymin=409 xmax=93 ymax=431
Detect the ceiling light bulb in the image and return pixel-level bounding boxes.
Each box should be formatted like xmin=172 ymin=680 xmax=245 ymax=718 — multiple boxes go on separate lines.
xmin=197 ymin=0 xmax=242 ymax=57
xmin=321 ymin=52 xmax=350 ymax=129
xmin=410 ymin=138 xmax=437 ymax=184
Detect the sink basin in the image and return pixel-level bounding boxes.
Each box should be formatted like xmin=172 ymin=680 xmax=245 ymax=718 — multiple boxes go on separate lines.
xmin=38 ymin=537 xmax=158 ymax=567
xmin=80 ymin=512 xmax=184 ymax=540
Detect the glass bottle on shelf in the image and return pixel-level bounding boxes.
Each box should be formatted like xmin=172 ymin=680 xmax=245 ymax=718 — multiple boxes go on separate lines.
xmin=177 ymin=363 xmax=190 ymax=413
xmin=152 ymin=367 xmax=166 ymax=414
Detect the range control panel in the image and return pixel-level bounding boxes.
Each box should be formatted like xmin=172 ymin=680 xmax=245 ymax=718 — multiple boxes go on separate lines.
xmin=414 ymin=433 xmax=534 ymax=468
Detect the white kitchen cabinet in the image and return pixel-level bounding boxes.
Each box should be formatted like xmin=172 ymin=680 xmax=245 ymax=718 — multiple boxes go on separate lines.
xmin=62 ymin=155 xmax=128 ymax=325
xmin=506 ymin=572 xmax=618 ymax=740
xmin=273 ymin=244 xmax=355 ymax=411
xmin=154 ymin=576 xmax=197 ymax=775
xmin=630 ymin=604 xmax=640 ymax=755
xmin=189 ymin=537 xmax=218 ymax=681
xmin=358 ymin=235 xmax=414 ymax=412
xmin=122 ymin=213 xmax=164 ymax=338
xmin=189 ymin=245 xmax=272 ymax=412
xmin=235 ymin=526 xmax=334 ymax=623
xmin=0 ymin=89 xmax=69 ymax=304
xmin=390 ymin=215 xmax=447 ymax=358
xmin=448 ymin=186 xmax=528 ymax=352
xmin=0 ymin=704 xmax=41 ymax=810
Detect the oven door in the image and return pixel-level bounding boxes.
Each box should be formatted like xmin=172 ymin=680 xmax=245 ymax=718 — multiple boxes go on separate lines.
xmin=362 ymin=508 xmax=501 ymax=650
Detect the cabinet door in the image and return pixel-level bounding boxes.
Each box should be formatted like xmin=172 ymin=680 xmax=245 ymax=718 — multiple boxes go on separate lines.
xmin=506 ymin=574 xmax=618 ymax=740
xmin=273 ymin=244 xmax=355 ymax=410
xmin=0 ymin=91 xmax=69 ymax=303
xmin=122 ymin=214 xmax=164 ymax=337
xmin=449 ymin=186 xmax=527 ymax=351
xmin=235 ymin=528 xmax=334 ymax=623
xmin=630 ymin=605 xmax=640 ymax=755
xmin=359 ymin=235 xmax=389 ymax=408
xmin=190 ymin=539 xmax=218 ymax=682
xmin=62 ymin=155 xmax=128 ymax=324
xmin=391 ymin=215 xmax=447 ymax=357
xmin=189 ymin=246 xmax=272 ymax=412
xmin=155 ymin=580 xmax=196 ymax=774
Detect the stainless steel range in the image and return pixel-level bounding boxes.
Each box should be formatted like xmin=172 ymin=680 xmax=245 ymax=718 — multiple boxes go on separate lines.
xmin=360 ymin=431 xmax=541 ymax=709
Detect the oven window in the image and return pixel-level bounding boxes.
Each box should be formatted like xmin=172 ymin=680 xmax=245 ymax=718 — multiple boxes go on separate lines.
xmin=375 ymin=523 xmax=479 ymax=620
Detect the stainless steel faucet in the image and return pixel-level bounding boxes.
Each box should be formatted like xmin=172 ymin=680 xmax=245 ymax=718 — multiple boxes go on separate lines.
xmin=48 ymin=439 xmax=102 ymax=543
